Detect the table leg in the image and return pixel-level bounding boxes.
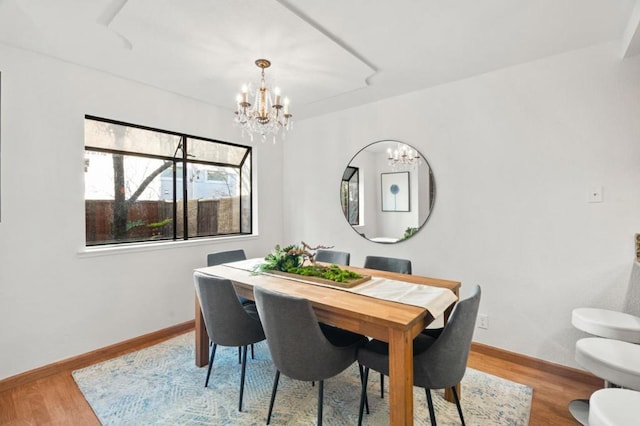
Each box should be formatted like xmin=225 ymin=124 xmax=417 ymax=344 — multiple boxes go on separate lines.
xmin=195 ymin=295 xmax=209 ymax=367
xmin=388 ymin=328 xmax=414 ymax=425
xmin=444 ymin=384 xmax=461 ymax=403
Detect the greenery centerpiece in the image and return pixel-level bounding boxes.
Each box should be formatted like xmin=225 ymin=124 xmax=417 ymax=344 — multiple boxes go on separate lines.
xmin=255 ymin=242 xmax=367 ymax=286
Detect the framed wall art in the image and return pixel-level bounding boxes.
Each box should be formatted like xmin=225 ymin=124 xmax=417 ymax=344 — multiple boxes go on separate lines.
xmin=381 ymin=171 xmax=410 ymax=212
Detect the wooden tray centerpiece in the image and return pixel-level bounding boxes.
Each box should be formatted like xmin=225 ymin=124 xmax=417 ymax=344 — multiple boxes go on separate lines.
xmin=255 ymin=242 xmax=371 ymax=289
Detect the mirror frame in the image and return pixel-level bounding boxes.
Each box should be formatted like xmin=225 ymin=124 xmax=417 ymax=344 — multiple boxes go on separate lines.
xmin=341 ymin=139 xmax=436 ymax=244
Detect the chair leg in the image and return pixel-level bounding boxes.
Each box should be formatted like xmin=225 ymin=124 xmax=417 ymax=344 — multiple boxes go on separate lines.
xmin=317 ymin=380 xmax=324 ymax=426
xmin=251 ymin=343 xmax=255 ymax=359
xmin=358 ymin=363 xmax=369 ymax=414
xmin=238 ymin=347 xmax=241 ymax=364
xmin=205 ymin=343 xmax=217 ymax=387
xmin=380 ymin=372 xmax=384 ymax=398
xmin=451 ymin=386 xmax=465 ymax=425
xmin=358 ymin=366 xmax=370 ymax=426
xmin=425 ymin=388 xmax=437 ymax=426
xmin=266 ymin=370 xmax=280 ymax=425
xmin=239 ymin=345 xmax=248 ymax=412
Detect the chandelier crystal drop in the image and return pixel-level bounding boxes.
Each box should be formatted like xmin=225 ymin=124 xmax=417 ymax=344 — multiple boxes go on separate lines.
xmin=387 ymin=143 xmax=421 ymax=170
xmin=234 ymin=59 xmax=293 ymax=143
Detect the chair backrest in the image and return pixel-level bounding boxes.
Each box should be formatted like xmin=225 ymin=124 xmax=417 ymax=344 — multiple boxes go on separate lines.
xmin=414 ymin=285 xmax=481 ymax=389
xmin=363 ymin=255 xmax=412 ymax=274
xmin=315 ymin=249 xmax=351 ymax=266
xmin=207 ymin=249 xmax=247 ymax=266
xmin=254 ymin=286 xmax=354 ymax=381
xmin=193 ymin=272 xmax=264 ymax=347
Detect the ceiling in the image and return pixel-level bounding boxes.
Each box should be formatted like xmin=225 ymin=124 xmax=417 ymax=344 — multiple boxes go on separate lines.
xmin=0 ymin=0 xmax=639 ymax=120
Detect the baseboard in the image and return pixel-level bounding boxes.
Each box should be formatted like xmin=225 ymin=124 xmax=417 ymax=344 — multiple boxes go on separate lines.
xmin=0 ymin=320 xmax=194 ymax=393
xmin=471 ymin=341 xmax=601 ymax=387
xmin=2 ymin=322 xmax=599 ymax=393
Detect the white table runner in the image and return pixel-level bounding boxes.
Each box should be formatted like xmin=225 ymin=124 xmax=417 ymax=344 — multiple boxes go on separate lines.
xmin=223 ymin=258 xmax=457 ymax=319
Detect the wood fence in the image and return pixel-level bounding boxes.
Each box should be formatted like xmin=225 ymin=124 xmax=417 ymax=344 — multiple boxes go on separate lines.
xmin=86 ymin=197 xmax=240 ymax=244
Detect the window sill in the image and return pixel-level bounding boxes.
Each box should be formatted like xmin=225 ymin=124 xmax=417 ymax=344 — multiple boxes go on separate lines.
xmin=77 ymin=234 xmax=259 ymax=258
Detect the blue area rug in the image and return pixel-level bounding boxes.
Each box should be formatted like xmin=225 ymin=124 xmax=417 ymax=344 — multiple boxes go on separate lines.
xmin=72 ymin=332 xmax=532 ymax=425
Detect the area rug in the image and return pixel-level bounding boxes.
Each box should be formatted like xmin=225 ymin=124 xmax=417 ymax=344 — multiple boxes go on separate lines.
xmin=72 ymin=332 xmax=532 ymax=425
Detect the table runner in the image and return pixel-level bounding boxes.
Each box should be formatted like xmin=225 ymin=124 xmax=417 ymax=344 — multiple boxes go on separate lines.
xmin=223 ymin=258 xmax=457 ymax=319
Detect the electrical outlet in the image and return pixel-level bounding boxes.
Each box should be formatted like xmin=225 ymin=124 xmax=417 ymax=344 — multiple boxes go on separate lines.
xmin=478 ymin=314 xmax=489 ymax=329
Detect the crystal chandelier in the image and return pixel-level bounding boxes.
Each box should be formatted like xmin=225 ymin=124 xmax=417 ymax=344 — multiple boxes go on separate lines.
xmin=387 ymin=143 xmax=421 ymax=170
xmin=234 ymin=59 xmax=293 ymax=143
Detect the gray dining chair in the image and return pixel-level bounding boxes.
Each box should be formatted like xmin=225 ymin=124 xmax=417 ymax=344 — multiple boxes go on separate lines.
xmin=207 ymin=249 xmax=253 ymax=305
xmin=207 ymin=248 xmax=247 ymax=266
xmin=315 ymin=249 xmax=351 ymax=266
xmin=193 ymin=272 xmax=266 ymax=412
xmin=206 ymin=249 xmax=255 ymax=362
xmin=357 ymin=285 xmax=481 ymax=426
xmin=363 ymin=255 xmax=412 ymax=274
xmin=254 ymin=285 xmax=368 ymax=425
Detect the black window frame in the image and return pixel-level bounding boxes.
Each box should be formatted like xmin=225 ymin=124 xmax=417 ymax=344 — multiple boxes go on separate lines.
xmin=341 ymin=166 xmax=359 ymax=225
xmin=84 ymin=115 xmax=252 ymax=246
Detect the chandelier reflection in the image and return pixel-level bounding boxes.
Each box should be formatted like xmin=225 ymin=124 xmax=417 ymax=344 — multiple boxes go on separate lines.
xmin=234 ymin=59 xmax=293 ymax=143
xmin=387 ymin=143 xmax=421 ymax=170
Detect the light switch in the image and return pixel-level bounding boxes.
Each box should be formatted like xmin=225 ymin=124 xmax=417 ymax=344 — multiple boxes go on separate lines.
xmin=588 ymin=186 xmax=603 ymax=203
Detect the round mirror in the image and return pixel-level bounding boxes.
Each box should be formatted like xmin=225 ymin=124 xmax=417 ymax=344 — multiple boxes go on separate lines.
xmin=341 ymin=140 xmax=435 ymax=243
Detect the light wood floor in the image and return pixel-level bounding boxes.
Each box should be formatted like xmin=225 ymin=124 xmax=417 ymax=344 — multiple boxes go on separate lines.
xmin=0 ymin=331 xmax=599 ymax=425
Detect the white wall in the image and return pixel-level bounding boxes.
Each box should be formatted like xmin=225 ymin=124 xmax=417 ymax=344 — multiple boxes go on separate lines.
xmin=1 ymin=40 xmax=639 ymax=380
xmin=0 ymin=44 xmax=284 ymax=380
xmin=283 ymin=42 xmax=640 ymax=368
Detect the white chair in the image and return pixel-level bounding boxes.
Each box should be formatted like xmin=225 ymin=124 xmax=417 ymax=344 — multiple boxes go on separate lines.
xmin=575 ymin=338 xmax=640 ymax=389
xmin=569 ymin=306 xmax=640 ymax=424
xmin=572 ymin=308 xmax=640 ymax=343
xmin=569 ymin=337 xmax=640 ymax=424
xmin=589 ymin=388 xmax=640 ymax=426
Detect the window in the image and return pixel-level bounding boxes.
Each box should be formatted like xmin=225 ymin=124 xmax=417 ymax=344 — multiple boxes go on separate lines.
xmin=341 ymin=166 xmax=359 ymax=225
xmin=84 ymin=116 xmax=252 ymax=246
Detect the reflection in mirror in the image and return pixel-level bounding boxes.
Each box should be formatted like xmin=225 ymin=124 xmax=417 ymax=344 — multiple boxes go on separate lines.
xmin=341 ymin=166 xmax=359 ymax=225
xmin=341 ymin=140 xmax=435 ymax=244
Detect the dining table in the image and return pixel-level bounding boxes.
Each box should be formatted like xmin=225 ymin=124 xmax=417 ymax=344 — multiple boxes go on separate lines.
xmin=194 ymin=260 xmax=461 ymax=426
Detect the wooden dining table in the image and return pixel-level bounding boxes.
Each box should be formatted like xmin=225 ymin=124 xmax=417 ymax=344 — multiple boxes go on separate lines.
xmin=194 ymin=262 xmax=461 ymax=426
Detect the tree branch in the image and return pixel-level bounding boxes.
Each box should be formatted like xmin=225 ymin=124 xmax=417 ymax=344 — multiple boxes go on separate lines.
xmin=127 ymin=160 xmax=173 ymax=205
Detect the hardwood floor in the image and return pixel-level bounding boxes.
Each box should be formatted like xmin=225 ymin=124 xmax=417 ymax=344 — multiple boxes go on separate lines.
xmin=0 ymin=330 xmax=599 ymax=425
xmin=467 ymin=344 xmax=599 ymax=425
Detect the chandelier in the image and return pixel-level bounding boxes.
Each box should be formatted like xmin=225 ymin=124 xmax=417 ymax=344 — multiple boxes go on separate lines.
xmin=387 ymin=143 xmax=421 ymax=170
xmin=234 ymin=59 xmax=293 ymax=143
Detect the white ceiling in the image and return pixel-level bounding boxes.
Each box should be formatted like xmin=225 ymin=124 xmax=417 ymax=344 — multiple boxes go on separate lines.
xmin=0 ymin=0 xmax=639 ymax=120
